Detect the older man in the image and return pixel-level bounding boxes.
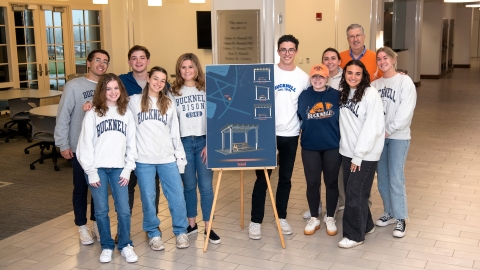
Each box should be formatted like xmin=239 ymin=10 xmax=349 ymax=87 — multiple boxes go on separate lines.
xmin=339 ymin=24 xmax=382 ymax=81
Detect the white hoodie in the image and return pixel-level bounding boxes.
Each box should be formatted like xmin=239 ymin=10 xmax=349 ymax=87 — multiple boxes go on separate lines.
xmin=339 ymin=86 xmax=385 ymax=166
xmin=371 ymin=73 xmax=416 ymax=140
xmin=76 ymin=106 xmax=137 ymax=184
xmin=128 ymin=94 xmax=187 ymax=173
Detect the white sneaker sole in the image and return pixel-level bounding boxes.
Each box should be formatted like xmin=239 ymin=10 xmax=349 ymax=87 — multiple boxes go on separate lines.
xmin=81 ymin=239 xmax=94 ymax=245
xmin=150 ymin=244 xmax=165 ymax=251
xmin=338 ymin=240 xmax=364 ymax=249
xmin=122 ymin=255 xmax=138 ymax=263
xmin=176 ymin=244 xmax=189 ymax=249
xmin=249 ymin=233 xmax=261 ymax=240
xmin=393 ymin=229 xmax=406 ymax=238
xmin=375 ymin=218 xmax=397 ymax=227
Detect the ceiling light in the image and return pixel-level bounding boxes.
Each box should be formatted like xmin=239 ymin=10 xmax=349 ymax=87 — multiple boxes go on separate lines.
xmin=190 ymin=0 xmax=206 ymax=3
xmin=148 ymin=0 xmax=162 ymax=6
xmin=93 ymin=0 xmax=108 ymax=4
xmin=466 ymin=3 xmax=480 ymax=7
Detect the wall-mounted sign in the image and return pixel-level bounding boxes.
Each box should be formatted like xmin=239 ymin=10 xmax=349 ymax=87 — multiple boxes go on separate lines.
xmin=217 ymin=9 xmax=260 ymax=64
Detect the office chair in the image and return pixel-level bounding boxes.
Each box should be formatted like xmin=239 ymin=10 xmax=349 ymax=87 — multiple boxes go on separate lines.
xmin=4 ymin=98 xmax=40 ymax=143
xmin=25 ymin=115 xmax=60 ymax=171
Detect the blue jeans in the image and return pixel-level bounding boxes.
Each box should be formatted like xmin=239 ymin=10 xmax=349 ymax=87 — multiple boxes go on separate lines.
xmin=136 ymin=162 xmax=188 ymax=238
xmin=87 ymin=168 xmax=132 ymax=251
xmin=377 ymin=139 xmax=410 ymax=220
xmin=181 ymin=136 xmax=214 ymax=221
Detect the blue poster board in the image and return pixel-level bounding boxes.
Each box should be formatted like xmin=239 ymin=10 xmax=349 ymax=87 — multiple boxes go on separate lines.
xmin=206 ymin=64 xmax=276 ymax=169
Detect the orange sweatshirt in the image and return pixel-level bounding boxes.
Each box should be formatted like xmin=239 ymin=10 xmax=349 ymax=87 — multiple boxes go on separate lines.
xmin=339 ymin=49 xmax=383 ymax=82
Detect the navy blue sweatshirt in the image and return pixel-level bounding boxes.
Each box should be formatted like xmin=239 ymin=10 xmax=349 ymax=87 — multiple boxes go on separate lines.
xmin=297 ymin=86 xmax=341 ymax=151
xmin=119 ymin=72 xmax=143 ymax=96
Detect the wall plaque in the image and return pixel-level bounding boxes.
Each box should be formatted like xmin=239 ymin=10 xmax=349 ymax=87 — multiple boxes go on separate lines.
xmin=217 ymin=10 xmax=260 ymax=64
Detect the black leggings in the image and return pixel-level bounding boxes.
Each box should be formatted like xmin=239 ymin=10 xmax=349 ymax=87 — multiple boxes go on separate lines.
xmin=301 ymin=148 xmax=341 ymax=218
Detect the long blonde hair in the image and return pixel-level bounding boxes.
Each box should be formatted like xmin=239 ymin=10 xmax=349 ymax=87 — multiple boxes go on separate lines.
xmin=141 ymin=66 xmax=171 ymax=115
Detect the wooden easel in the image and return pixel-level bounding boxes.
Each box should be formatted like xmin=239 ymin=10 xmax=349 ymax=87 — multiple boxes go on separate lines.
xmin=203 ymin=167 xmax=285 ymax=252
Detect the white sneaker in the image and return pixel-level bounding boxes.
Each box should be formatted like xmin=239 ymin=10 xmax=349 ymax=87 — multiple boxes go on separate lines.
xmin=149 ymin=236 xmax=165 ymax=251
xmin=304 ymin=217 xmax=321 ymax=235
xmin=121 ymin=244 xmax=138 ymax=263
xmin=325 ymin=217 xmax=337 ymax=236
xmin=367 ymin=227 xmax=376 ymax=234
xmin=78 ymin=225 xmax=94 ymax=245
xmin=91 ymin=221 xmax=100 ymax=241
xmin=338 ymin=237 xmax=364 ymax=248
xmin=176 ymin=233 xmax=189 ymax=249
xmin=277 ymin=219 xmax=293 ymax=235
xmin=99 ymin=249 xmax=113 ymax=263
xmin=248 ymin=222 xmax=262 ymax=240
xmin=303 ymin=205 xmax=322 ymax=219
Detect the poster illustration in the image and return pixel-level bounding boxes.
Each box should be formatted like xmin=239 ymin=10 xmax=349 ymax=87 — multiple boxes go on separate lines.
xmin=206 ymin=64 xmax=276 ymax=169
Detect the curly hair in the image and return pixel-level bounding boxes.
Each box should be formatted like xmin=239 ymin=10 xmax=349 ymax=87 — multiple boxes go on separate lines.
xmin=339 ymin=60 xmax=371 ymax=105
xmin=141 ymin=66 xmax=171 ymax=115
xmin=170 ymin=53 xmax=205 ymax=96
xmin=277 ymin=34 xmax=299 ymax=50
xmin=92 ymin=73 xmax=129 ymax=117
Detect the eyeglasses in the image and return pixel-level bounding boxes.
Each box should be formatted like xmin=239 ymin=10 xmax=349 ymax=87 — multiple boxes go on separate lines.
xmin=347 ymin=34 xmax=364 ymax=40
xmin=94 ymin=58 xmax=110 ymax=65
xmin=278 ymin=48 xmax=297 ymax=54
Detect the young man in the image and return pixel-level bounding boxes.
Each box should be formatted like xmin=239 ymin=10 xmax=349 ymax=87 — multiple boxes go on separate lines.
xmin=118 ymin=45 xmax=161 ymax=217
xmin=339 ymin=24 xmax=382 ymax=82
xmin=249 ymin=35 xmax=310 ymax=239
xmin=55 ymin=49 xmax=110 ymax=245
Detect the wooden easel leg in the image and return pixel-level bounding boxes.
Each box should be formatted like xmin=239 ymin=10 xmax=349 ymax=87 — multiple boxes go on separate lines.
xmin=204 ymin=170 xmax=223 ymax=252
xmin=264 ymin=168 xmax=286 ymax=248
xmin=240 ymin=170 xmax=244 ymax=228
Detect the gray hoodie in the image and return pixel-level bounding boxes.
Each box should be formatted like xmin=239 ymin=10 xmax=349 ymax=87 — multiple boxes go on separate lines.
xmin=55 ymin=77 xmax=97 ymax=152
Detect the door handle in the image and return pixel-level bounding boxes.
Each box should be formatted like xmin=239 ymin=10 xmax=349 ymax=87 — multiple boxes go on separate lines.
xmin=38 ymin=64 xmax=43 ymax=76
xmin=45 ymin=63 xmax=49 ymax=76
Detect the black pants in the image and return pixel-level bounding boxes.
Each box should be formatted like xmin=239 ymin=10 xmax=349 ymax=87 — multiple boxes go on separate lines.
xmin=72 ymin=153 xmax=95 ymax=226
xmin=342 ymin=156 xmax=376 ymax=242
xmin=129 ymin=171 xmax=160 ymax=215
xmin=302 ymin=148 xmax=341 ymax=218
xmin=251 ymin=136 xmax=298 ymax=223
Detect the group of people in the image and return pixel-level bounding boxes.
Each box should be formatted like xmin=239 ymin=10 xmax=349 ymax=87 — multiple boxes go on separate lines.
xmin=53 ymin=22 xmax=416 ymax=264
xmin=248 ymin=24 xmax=416 ymax=250
xmin=55 ymin=47 xmax=218 ymax=263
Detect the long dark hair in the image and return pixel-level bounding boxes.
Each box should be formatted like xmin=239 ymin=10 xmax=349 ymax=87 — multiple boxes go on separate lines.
xmin=339 ymin=60 xmax=371 ymax=105
xmin=92 ymin=73 xmax=128 ymax=117
xmin=141 ymin=66 xmax=171 ymax=115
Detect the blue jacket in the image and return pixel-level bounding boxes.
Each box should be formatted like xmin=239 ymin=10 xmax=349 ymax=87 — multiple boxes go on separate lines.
xmin=119 ymin=72 xmax=143 ymax=96
xmin=297 ymin=86 xmax=340 ymax=151
xmin=119 ymin=71 xmax=172 ymax=96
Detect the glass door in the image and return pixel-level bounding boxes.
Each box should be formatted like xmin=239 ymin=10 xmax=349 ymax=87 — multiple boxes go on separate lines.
xmin=11 ymin=5 xmax=72 ymax=90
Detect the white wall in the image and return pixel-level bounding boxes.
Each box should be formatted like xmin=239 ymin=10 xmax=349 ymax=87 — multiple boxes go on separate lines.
xmin=454 ymin=6 xmax=472 ymax=65
xmin=420 ymin=1 xmax=442 ymax=75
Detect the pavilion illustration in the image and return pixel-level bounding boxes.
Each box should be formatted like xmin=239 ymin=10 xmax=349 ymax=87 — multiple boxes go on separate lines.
xmin=217 ymin=124 xmax=261 ymax=155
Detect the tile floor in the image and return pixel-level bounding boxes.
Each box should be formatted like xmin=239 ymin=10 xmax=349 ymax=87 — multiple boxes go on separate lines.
xmin=1 ymin=61 xmax=480 ymax=270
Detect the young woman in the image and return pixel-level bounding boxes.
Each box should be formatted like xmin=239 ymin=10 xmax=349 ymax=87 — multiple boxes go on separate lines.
xmin=303 ymin=48 xmax=344 ymax=220
xmin=169 ymin=53 xmax=220 ymax=244
xmin=297 ymin=64 xmax=341 ymax=236
xmin=338 ymin=60 xmax=385 ymax=248
xmin=76 ymin=73 xmax=138 ymax=263
xmin=371 ymin=46 xmax=416 ymax=238
xmin=323 ymin=47 xmax=343 ymax=90
xmin=128 ymin=66 xmax=190 ymax=251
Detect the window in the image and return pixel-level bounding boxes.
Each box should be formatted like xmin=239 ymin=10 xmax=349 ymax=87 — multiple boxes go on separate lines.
xmin=0 ymin=7 xmax=10 ymax=84
xmin=72 ymin=10 xmax=101 ymax=74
